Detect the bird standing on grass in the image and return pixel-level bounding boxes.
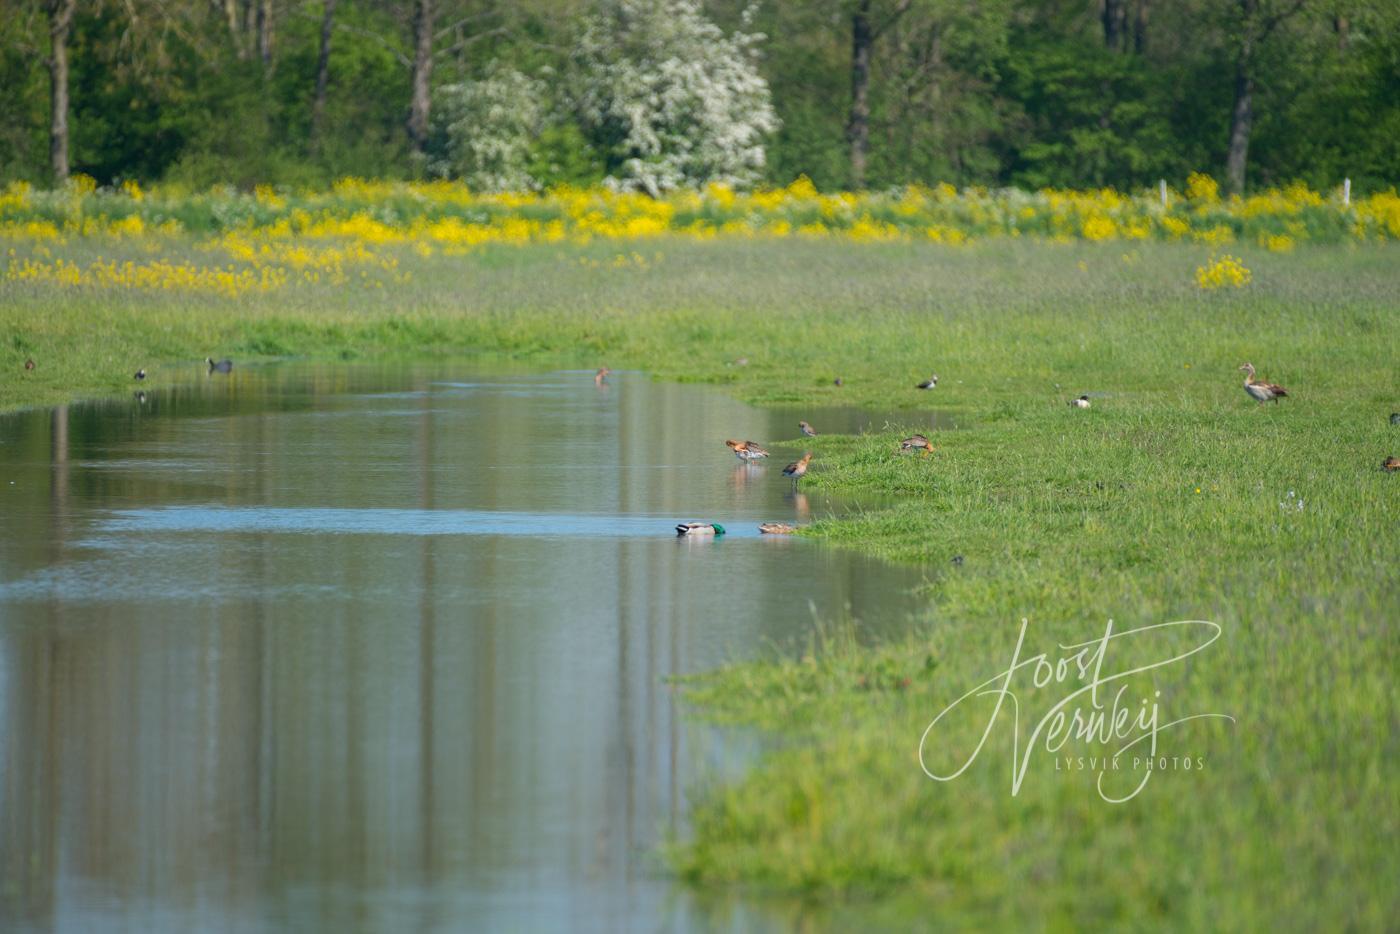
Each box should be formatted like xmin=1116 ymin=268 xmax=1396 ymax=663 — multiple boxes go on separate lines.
xmin=135 ymin=369 xmax=146 ymax=381
xmin=207 ymin=357 xmax=234 ymax=373
xmin=900 ymin=435 xmax=934 ymax=456
xmin=1069 ymin=395 xmax=1090 ymax=408
xmin=1239 ymin=363 xmax=1288 ymax=404
xmin=24 ymin=358 xmax=34 ymax=371
xmin=799 ymin=420 xmax=817 ymax=437
xmin=1384 ymin=456 xmax=1399 ymax=472
xmin=782 ymin=452 xmax=813 ymax=488
xmin=676 ymin=522 xmax=725 ymax=536
xmin=725 ymin=439 xmax=769 ymax=462
xmin=916 ymin=374 xmax=939 ymax=390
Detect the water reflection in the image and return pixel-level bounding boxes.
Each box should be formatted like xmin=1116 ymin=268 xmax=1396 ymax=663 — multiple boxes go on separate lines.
xmin=0 ymin=363 xmax=929 ymax=932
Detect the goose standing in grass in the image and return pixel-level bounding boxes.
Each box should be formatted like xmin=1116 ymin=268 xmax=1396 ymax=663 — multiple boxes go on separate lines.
xmin=595 ymin=366 xmax=611 ymax=386
xmin=1069 ymin=395 xmax=1090 ymax=409
xmin=900 ymin=434 xmax=934 ymax=456
xmin=799 ymin=420 xmax=817 ymax=437
xmin=134 ymin=369 xmax=146 ymax=381
xmin=676 ymin=522 xmax=725 ymax=536
xmin=207 ymin=357 xmax=234 ymax=374
xmin=759 ymin=522 xmax=796 ymax=534
xmin=1384 ymin=456 xmax=1399 ymax=472
xmin=916 ymin=374 xmax=939 ymax=390
xmin=1239 ymin=363 xmax=1287 ymax=404
xmin=24 ymin=358 xmax=34 ymax=371
xmin=782 ymin=452 xmax=813 ymax=488
xmin=725 ymin=439 xmax=769 ymax=462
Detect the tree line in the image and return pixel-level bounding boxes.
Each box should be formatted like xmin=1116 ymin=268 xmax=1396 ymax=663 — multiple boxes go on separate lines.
xmin=2 ymin=0 xmax=1396 ymax=193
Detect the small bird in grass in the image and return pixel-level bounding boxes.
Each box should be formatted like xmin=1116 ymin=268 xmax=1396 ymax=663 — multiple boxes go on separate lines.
xmin=134 ymin=368 xmax=146 ymax=381
xmin=725 ymin=439 xmax=769 ymax=462
xmin=900 ymin=434 xmax=934 ymax=456
xmin=207 ymin=357 xmax=233 ymax=374
xmin=1069 ymin=394 xmax=1090 ymax=409
xmin=24 ymin=358 xmax=35 ymax=371
xmin=799 ymin=420 xmax=817 ymax=437
xmin=782 ymin=452 xmax=813 ymax=487
xmin=1390 ymin=413 xmax=1400 ymax=426
xmin=916 ymin=374 xmax=939 ymax=390
xmin=1239 ymin=363 xmax=1287 ymax=404
xmin=759 ymin=522 xmax=796 ymax=535
xmin=1385 ymin=456 xmax=1400 ymax=472
xmin=595 ymin=366 xmax=610 ymax=385
xmin=834 ymin=377 xmax=843 ymax=387
xmin=676 ymin=522 xmax=725 ymax=536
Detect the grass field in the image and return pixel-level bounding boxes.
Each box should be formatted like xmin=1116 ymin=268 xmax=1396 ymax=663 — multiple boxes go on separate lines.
xmin=3 ymin=233 xmax=1398 ymax=927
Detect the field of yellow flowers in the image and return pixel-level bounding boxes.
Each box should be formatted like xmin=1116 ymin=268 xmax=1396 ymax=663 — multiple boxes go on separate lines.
xmin=2 ymin=174 xmax=1397 ymax=300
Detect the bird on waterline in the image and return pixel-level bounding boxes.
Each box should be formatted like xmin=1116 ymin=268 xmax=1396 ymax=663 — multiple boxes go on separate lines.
xmin=134 ymin=390 xmax=147 ymax=404
xmin=595 ymin=366 xmax=611 ymax=385
xmin=207 ymin=358 xmax=234 ymax=373
xmin=916 ymin=374 xmax=939 ymax=390
xmin=1239 ymin=363 xmax=1287 ymax=404
xmin=1069 ymin=395 xmax=1090 ymax=409
xmin=725 ymin=439 xmax=770 ymax=462
xmin=134 ymin=369 xmax=146 ymax=381
xmin=759 ymin=522 xmax=796 ymax=535
xmin=782 ymin=452 xmax=814 ymax=487
xmin=676 ymin=522 xmax=726 ymax=536
xmin=799 ymin=420 xmax=817 ymax=437
xmin=900 ymin=434 xmax=934 ymax=456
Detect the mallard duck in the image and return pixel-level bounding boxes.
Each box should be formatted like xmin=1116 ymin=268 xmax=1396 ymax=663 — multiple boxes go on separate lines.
xmin=782 ymin=452 xmax=813 ymax=486
xmin=1239 ymin=363 xmax=1287 ymax=404
xmin=916 ymin=374 xmax=939 ymax=390
xmin=1384 ymin=456 xmax=1400 ymax=472
xmin=23 ymin=358 xmax=34 ymax=371
xmin=799 ymin=420 xmax=817 ymax=437
xmin=725 ymin=439 xmax=769 ymax=461
xmin=1069 ymin=395 xmax=1090 ymax=409
xmin=207 ymin=357 xmax=234 ymax=373
xmin=900 ymin=434 xmax=934 ymax=456
xmin=759 ymin=522 xmax=796 ymax=534
xmin=595 ymin=366 xmax=610 ymax=385
xmin=676 ymin=522 xmax=726 ymax=536
xmin=134 ymin=368 xmax=146 ymax=381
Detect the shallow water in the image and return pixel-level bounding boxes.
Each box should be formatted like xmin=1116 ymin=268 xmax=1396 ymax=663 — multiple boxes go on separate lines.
xmin=0 ymin=362 xmax=929 ymax=932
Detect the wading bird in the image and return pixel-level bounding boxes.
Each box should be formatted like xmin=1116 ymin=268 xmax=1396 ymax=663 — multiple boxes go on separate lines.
xmin=676 ymin=522 xmax=725 ymax=536
xmin=799 ymin=420 xmax=817 ymax=437
xmin=725 ymin=439 xmax=769 ymax=462
xmin=916 ymin=374 xmax=939 ymax=390
xmin=23 ymin=358 xmax=34 ymax=371
xmin=595 ymin=366 xmax=610 ymax=385
xmin=759 ymin=523 xmax=796 ymax=534
xmin=900 ymin=434 xmax=934 ymax=456
xmin=134 ymin=369 xmax=146 ymax=381
xmin=1069 ymin=395 xmax=1090 ymax=408
xmin=782 ymin=452 xmax=813 ymax=487
xmin=207 ymin=358 xmax=234 ymax=374
xmin=1239 ymin=363 xmax=1288 ymax=404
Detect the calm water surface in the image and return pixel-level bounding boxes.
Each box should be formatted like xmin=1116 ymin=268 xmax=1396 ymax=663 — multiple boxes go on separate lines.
xmin=0 ymin=362 xmax=933 ymax=933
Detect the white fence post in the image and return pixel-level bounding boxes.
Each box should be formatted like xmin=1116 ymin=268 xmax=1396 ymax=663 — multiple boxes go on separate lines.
xmin=1343 ymin=178 xmax=1351 ymax=206
xmin=1159 ymin=179 xmax=1168 ymax=208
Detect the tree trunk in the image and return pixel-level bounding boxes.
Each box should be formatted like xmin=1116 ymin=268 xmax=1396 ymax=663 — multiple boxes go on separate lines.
xmin=1333 ymin=13 xmax=1348 ymax=52
xmin=46 ymin=0 xmax=76 ymax=184
xmin=310 ymin=0 xmax=338 ymax=146
xmin=256 ymin=0 xmax=273 ymax=69
xmin=847 ymin=0 xmax=872 ymax=190
xmin=1226 ymin=37 xmax=1254 ymax=195
xmin=1134 ymin=0 xmax=1149 ymax=53
xmin=1102 ymin=0 xmax=1127 ymax=51
xmin=406 ymin=0 xmax=434 ymax=157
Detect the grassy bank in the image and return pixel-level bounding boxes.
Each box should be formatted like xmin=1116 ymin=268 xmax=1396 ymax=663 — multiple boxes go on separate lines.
xmin=3 ymin=236 xmax=1398 ymax=927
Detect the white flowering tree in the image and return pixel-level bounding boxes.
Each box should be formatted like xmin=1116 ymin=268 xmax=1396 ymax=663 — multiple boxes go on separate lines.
xmin=428 ymin=64 xmax=546 ymax=191
xmin=572 ymin=0 xmax=779 ymax=194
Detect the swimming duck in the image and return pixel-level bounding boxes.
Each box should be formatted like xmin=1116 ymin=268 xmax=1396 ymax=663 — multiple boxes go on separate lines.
xmin=782 ymin=452 xmax=814 ymax=487
xmin=1239 ymin=363 xmax=1287 ymax=404
xmin=1385 ymin=456 xmax=1399 ymax=472
xmin=24 ymin=358 xmax=34 ymax=371
xmin=916 ymin=374 xmax=939 ymax=390
xmin=134 ymin=368 xmax=147 ymax=381
xmin=725 ymin=439 xmax=770 ymax=461
xmin=595 ymin=366 xmax=610 ymax=385
xmin=676 ymin=522 xmax=726 ymax=536
xmin=900 ymin=434 xmax=934 ymax=456
xmin=1069 ymin=395 xmax=1090 ymax=408
xmin=207 ymin=357 xmax=234 ymax=373
xmin=759 ymin=522 xmax=796 ymax=535
xmin=799 ymin=420 xmax=817 ymax=437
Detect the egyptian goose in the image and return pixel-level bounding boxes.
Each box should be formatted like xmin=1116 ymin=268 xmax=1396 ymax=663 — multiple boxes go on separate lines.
xmin=1239 ymin=363 xmax=1287 ymax=404
xmin=676 ymin=522 xmax=726 ymax=536
xmin=725 ymin=439 xmax=769 ymax=462
xmin=900 ymin=434 xmax=934 ymax=456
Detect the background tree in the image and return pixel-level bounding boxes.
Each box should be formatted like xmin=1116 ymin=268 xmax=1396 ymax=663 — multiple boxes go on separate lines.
xmin=45 ymin=0 xmax=77 ymax=182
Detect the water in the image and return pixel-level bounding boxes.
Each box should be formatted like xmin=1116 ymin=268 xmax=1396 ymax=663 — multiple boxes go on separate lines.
xmin=0 ymin=362 xmax=930 ymax=932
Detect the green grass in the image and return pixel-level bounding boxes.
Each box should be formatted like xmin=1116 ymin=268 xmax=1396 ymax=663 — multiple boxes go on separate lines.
xmin=3 ymin=236 xmax=1398 ymax=928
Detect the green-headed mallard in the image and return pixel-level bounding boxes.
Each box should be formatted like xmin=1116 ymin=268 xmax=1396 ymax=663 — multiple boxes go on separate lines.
xmin=676 ymin=522 xmax=726 ymax=536
xmin=1239 ymin=363 xmax=1287 ymax=404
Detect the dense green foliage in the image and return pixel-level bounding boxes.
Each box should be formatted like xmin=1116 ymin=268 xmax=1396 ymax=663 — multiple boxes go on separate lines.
xmin=4 ymin=0 xmax=1398 ymax=191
